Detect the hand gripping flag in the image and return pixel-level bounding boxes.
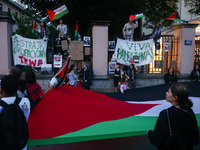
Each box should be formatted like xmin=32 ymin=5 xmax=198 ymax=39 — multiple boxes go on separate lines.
xmin=54 ymin=55 xmax=71 ymax=88
xmin=47 ymin=4 xmax=69 ymax=22
xmin=27 ymin=82 xmax=200 ymax=146
xmin=166 ymin=12 xmax=183 ymax=21
xmin=129 ymin=13 xmax=144 ymax=21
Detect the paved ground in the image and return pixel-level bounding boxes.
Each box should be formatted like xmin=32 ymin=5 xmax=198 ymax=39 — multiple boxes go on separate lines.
xmin=29 ymin=134 xmax=200 ymax=150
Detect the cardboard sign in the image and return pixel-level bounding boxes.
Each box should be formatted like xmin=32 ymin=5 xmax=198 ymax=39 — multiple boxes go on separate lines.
xmin=61 ymin=40 xmax=68 ymax=50
xmin=85 ymin=47 xmax=91 ymax=55
xmin=70 ymin=41 xmax=83 ymax=60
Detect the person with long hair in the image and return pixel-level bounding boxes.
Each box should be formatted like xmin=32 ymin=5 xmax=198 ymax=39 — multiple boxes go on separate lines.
xmin=164 ymin=67 xmax=178 ymax=84
xmin=126 ymin=63 xmax=138 ymax=89
xmin=109 ymin=60 xmax=122 ymax=92
xmin=37 ymin=21 xmax=49 ymax=40
xmin=25 ymin=70 xmax=44 ymax=105
xmin=68 ymin=64 xmax=79 ymax=87
xmin=189 ymin=64 xmax=200 ymax=82
xmin=147 ymin=84 xmax=199 ymax=150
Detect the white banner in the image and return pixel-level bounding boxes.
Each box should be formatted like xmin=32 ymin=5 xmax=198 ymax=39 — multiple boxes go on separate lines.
xmin=12 ymin=34 xmax=47 ymax=67
xmin=114 ymin=38 xmax=154 ymax=66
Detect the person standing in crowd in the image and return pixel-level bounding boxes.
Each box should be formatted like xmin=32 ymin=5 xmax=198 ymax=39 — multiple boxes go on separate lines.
xmin=120 ymin=74 xmax=129 ymax=94
xmin=147 ymin=84 xmax=199 ymax=150
xmin=0 ymin=75 xmax=30 ymax=150
xmin=189 ymin=64 xmax=200 ymax=82
xmin=68 ymin=64 xmax=79 ymax=87
xmin=109 ymin=61 xmax=122 ymax=92
xmin=25 ymin=70 xmax=44 ymax=105
xmin=122 ymin=18 xmax=138 ymax=41
xmin=164 ymin=67 xmax=178 ymax=84
xmin=54 ymin=18 xmax=67 ymax=39
xmin=37 ymin=21 xmax=49 ymax=40
xmin=8 ymin=67 xmax=26 ymax=98
xmin=127 ymin=63 xmax=138 ymax=89
xmin=79 ymin=62 xmax=93 ymax=90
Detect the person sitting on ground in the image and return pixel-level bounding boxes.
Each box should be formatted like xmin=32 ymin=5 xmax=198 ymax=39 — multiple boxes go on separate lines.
xmin=0 ymin=75 xmax=30 ymax=150
xmin=189 ymin=64 xmax=200 ymax=82
xmin=109 ymin=60 xmax=122 ymax=92
xmin=147 ymin=84 xmax=199 ymax=150
xmin=25 ymin=70 xmax=44 ymax=105
xmin=68 ymin=64 xmax=79 ymax=87
xmin=164 ymin=67 xmax=178 ymax=84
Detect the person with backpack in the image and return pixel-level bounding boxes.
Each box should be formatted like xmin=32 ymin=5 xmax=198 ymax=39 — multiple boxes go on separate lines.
xmin=0 ymin=75 xmax=30 ymax=150
xmin=8 ymin=67 xmax=35 ymax=110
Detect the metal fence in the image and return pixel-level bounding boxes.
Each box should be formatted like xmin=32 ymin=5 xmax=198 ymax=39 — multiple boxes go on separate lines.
xmin=137 ymin=35 xmax=179 ymax=73
xmin=194 ymin=38 xmax=200 ymax=65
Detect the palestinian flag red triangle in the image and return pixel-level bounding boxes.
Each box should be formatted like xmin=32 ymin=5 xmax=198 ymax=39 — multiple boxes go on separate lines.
xmin=166 ymin=12 xmax=183 ymax=21
xmin=27 ymin=82 xmax=200 ymax=146
xmin=47 ymin=9 xmax=56 ymax=22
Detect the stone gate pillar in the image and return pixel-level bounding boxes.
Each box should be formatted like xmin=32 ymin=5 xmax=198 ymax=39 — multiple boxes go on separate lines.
xmin=92 ymin=21 xmax=110 ymax=76
xmin=172 ymin=23 xmax=198 ymax=74
xmin=0 ymin=11 xmax=15 ymax=74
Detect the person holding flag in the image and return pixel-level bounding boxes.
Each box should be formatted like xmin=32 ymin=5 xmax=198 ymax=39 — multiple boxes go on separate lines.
xmin=122 ymin=17 xmax=138 ymax=41
xmin=53 ymin=18 xmax=68 ymax=39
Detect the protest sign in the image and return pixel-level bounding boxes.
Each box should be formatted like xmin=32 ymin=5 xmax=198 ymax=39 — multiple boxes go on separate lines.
xmin=12 ymin=34 xmax=47 ymax=67
xmin=114 ymin=38 xmax=154 ymax=66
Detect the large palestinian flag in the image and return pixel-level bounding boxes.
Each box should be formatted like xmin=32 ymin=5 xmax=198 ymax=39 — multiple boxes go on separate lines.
xmin=27 ymin=82 xmax=200 ymax=146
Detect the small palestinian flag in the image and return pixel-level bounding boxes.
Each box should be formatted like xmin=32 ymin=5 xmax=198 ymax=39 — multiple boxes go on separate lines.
xmin=166 ymin=12 xmax=183 ymax=21
xmin=130 ymin=13 xmax=144 ymax=21
xmin=74 ymin=21 xmax=79 ymax=41
xmin=32 ymin=20 xmax=36 ymax=38
xmin=47 ymin=4 xmax=69 ymax=22
xmin=53 ymin=55 xmax=71 ymax=88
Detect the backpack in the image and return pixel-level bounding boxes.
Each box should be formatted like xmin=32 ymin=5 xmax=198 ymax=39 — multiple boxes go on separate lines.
xmin=0 ymin=97 xmax=29 ymax=150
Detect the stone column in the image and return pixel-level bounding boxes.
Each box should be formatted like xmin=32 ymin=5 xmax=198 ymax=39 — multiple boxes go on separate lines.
xmin=172 ymin=23 xmax=198 ymax=74
xmin=92 ymin=21 xmax=110 ymax=76
xmin=0 ymin=11 xmax=15 ymax=74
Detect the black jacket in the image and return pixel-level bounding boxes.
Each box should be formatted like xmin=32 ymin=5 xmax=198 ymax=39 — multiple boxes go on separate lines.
xmin=189 ymin=70 xmax=200 ymax=82
xmin=148 ymin=106 xmax=199 ymax=150
xmin=164 ymin=73 xmax=178 ymax=84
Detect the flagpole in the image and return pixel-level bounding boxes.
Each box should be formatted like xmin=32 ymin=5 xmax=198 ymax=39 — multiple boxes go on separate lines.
xmin=47 ymin=8 xmax=55 ymax=75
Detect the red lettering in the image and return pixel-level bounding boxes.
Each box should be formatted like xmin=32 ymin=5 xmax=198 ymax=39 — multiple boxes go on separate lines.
xmin=18 ymin=56 xmax=24 ymax=63
xmin=24 ymin=57 xmax=28 ymax=64
xmin=37 ymin=60 xmax=43 ymax=66
xmin=29 ymin=59 xmax=36 ymax=67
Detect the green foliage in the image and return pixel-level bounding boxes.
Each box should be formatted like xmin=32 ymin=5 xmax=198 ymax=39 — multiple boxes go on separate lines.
xmin=184 ymin=0 xmax=200 ymax=14
xmin=13 ymin=13 xmax=35 ymax=38
xmin=20 ymin=0 xmax=179 ymax=38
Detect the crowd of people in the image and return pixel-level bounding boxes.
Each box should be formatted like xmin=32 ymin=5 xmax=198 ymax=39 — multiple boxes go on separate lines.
xmin=0 ymin=17 xmax=199 ymax=150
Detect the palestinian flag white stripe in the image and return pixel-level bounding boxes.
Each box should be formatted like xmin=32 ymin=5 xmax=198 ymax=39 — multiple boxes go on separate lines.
xmin=126 ymin=97 xmax=200 ymax=116
xmin=54 ymin=5 xmax=67 ymax=15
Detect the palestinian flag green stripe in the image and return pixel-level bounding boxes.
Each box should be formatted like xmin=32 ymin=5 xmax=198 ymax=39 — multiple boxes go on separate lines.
xmin=28 ymin=114 xmax=200 ymax=146
xmin=53 ymin=9 xmax=69 ymax=21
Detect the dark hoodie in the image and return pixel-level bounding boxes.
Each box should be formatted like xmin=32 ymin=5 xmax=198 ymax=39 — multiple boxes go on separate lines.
xmin=148 ymin=106 xmax=199 ymax=150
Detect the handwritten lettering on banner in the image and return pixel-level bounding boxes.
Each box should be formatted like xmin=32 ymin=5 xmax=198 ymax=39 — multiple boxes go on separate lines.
xmin=12 ymin=34 xmax=47 ymax=67
xmin=114 ymin=38 xmax=154 ymax=66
